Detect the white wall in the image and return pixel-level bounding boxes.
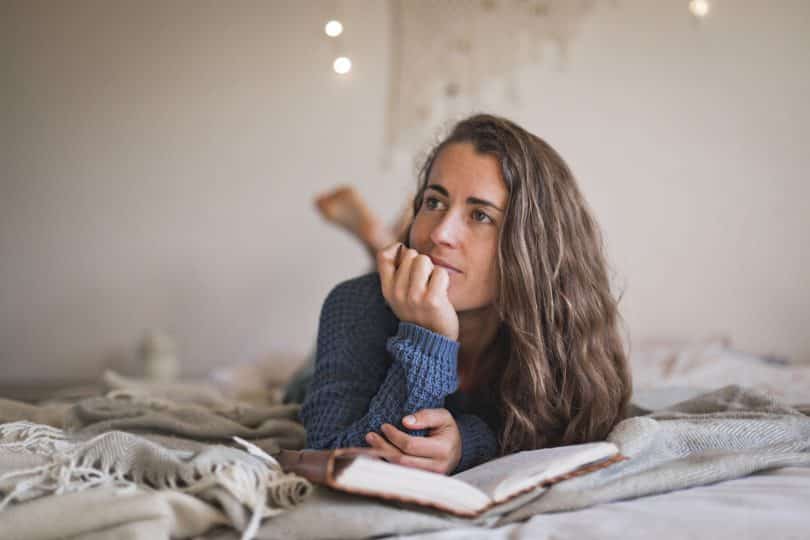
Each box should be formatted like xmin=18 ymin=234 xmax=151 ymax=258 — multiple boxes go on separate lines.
xmin=2 ymin=0 xmax=808 ymax=384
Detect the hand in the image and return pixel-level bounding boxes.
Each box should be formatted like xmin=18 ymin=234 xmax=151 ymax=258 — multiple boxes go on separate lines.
xmin=364 ymin=408 xmax=462 ymax=474
xmin=376 ymin=242 xmax=459 ymax=341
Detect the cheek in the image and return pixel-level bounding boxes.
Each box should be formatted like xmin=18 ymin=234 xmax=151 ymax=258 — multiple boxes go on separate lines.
xmin=449 ymin=254 xmax=498 ymax=308
xmin=464 ymin=243 xmax=499 ymax=297
xmin=408 ymin=214 xmax=431 ymax=249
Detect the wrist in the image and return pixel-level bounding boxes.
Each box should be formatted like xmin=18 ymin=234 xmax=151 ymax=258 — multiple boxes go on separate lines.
xmin=394 ymin=322 xmax=460 ymax=356
xmin=420 ymin=321 xmax=457 ymax=342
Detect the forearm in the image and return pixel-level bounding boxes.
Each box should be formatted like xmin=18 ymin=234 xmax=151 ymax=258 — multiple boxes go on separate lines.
xmin=302 ymin=322 xmax=460 ymax=448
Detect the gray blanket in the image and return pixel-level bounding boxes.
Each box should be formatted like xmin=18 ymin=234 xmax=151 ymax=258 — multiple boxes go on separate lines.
xmin=499 ymin=385 xmax=810 ymax=524
xmin=219 ymin=385 xmax=810 ymax=540
xmin=0 ymin=421 xmax=312 ymax=540
xmin=2 ymin=385 xmax=808 ymax=540
xmin=0 ymin=373 xmax=311 ymax=540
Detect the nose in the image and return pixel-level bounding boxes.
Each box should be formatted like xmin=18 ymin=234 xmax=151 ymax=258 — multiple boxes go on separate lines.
xmin=429 ymin=211 xmax=461 ymax=248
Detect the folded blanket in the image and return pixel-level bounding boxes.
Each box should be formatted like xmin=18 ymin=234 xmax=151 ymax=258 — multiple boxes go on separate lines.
xmin=0 ymin=370 xmax=307 ymax=456
xmin=64 ymin=395 xmax=305 ymax=454
xmin=0 ymin=421 xmax=312 ymax=540
xmin=0 ymin=485 xmax=227 ymax=540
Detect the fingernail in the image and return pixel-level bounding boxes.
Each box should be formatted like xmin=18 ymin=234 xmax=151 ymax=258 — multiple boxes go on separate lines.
xmin=404 ymin=415 xmax=416 ymax=425
xmin=366 ymin=433 xmax=375 ymax=442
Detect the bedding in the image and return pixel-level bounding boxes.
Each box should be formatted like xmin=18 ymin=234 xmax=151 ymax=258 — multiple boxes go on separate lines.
xmin=203 ymin=385 xmax=810 ymax=540
xmin=629 ymin=337 xmax=810 ymax=405
xmin=1 ymin=339 xmax=809 ymax=540
xmin=392 ymin=467 xmax=810 ymax=540
xmin=0 ymin=422 xmax=310 ymax=539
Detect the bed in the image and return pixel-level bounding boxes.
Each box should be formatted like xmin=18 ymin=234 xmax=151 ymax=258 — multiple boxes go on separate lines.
xmin=1 ymin=338 xmax=809 ymax=540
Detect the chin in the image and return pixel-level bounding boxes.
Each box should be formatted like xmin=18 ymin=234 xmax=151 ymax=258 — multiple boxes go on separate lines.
xmin=448 ymin=293 xmax=475 ymax=313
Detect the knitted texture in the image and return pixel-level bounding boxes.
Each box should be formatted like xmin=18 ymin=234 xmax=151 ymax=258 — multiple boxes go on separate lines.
xmin=299 ymin=273 xmax=498 ymax=473
xmin=0 ymin=421 xmax=312 ymax=540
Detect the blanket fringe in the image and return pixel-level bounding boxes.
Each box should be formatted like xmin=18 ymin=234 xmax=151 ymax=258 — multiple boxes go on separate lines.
xmin=0 ymin=421 xmax=311 ymax=540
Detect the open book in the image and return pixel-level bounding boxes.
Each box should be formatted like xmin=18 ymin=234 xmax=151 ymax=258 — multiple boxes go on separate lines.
xmin=277 ymin=441 xmax=624 ymax=518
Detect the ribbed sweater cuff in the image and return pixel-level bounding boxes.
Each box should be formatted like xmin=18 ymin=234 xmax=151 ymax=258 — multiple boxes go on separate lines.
xmin=395 ymin=322 xmax=459 ymax=358
xmin=386 ymin=322 xmax=459 ymax=398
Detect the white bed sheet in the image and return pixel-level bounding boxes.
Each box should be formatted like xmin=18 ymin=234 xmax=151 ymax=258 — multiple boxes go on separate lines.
xmin=629 ymin=339 xmax=810 ymax=406
xmin=400 ymin=466 xmax=810 ymax=540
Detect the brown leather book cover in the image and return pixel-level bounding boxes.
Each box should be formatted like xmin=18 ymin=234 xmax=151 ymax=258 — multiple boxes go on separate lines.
xmin=277 ymin=447 xmax=387 ymax=485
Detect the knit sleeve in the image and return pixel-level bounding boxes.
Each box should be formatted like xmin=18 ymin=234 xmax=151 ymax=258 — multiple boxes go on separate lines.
xmin=452 ymin=413 xmax=499 ymax=473
xmin=300 ymin=276 xmax=461 ymax=450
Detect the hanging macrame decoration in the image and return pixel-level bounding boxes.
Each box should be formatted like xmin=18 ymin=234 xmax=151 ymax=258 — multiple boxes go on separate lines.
xmin=384 ymin=0 xmax=600 ymax=154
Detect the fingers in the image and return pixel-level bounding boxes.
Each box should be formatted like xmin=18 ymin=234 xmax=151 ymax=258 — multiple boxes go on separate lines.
xmin=366 ymin=429 xmax=445 ymax=473
xmin=365 ymin=432 xmax=402 ymax=462
xmin=393 ymin=248 xmax=418 ymax=300
xmin=393 ymin=250 xmax=434 ymax=305
xmin=403 ymin=408 xmax=454 ymax=431
xmin=380 ymin=423 xmax=445 ymax=458
xmin=394 ymin=453 xmax=443 ymax=473
xmin=376 ymin=242 xmax=403 ymax=300
xmin=407 ymin=255 xmax=433 ymax=302
xmin=426 ymin=266 xmax=450 ymax=303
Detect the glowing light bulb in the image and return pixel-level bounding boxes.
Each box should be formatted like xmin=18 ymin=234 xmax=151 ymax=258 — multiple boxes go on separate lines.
xmin=325 ymin=20 xmax=343 ymax=37
xmin=333 ymin=57 xmax=351 ymax=74
xmin=689 ymin=0 xmax=710 ymax=18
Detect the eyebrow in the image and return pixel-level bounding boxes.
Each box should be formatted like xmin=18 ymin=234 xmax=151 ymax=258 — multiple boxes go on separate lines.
xmin=426 ymin=184 xmax=505 ymax=212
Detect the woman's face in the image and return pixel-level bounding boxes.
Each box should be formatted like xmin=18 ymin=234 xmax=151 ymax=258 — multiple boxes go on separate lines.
xmin=409 ymin=142 xmax=508 ymax=313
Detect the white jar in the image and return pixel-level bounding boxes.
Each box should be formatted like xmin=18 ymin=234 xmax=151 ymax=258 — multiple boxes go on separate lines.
xmin=141 ymin=330 xmax=179 ymax=381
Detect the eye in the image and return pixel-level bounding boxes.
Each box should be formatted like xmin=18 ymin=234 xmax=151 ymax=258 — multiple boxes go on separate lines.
xmin=472 ymin=209 xmax=493 ymax=224
xmin=424 ymin=196 xmax=446 ymax=211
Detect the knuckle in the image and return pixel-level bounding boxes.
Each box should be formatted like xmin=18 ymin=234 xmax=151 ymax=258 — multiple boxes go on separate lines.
xmin=425 ymin=295 xmax=441 ymax=308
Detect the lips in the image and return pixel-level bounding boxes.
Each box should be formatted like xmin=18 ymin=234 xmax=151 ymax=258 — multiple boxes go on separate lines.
xmin=428 ymin=255 xmax=462 ymax=274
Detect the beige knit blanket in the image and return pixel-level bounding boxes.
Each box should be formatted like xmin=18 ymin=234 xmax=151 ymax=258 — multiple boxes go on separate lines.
xmin=0 ymin=372 xmax=312 ymax=539
xmin=4 ymin=381 xmax=809 ymax=540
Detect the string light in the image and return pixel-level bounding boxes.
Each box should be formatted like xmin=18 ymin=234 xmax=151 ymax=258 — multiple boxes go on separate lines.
xmin=689 ymin=0 xmax=710 ymax=18
xmin=333 ymin=57 xmax=352 ymax=74
xmin=325 ymin=20 xmax=343 ymax=37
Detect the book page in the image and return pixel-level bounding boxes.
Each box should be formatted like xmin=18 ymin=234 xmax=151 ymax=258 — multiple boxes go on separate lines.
xmin=453 ymin=442 xmax=618 ymax=502
xmin=337 ymin=455 xmax=493 ymax=515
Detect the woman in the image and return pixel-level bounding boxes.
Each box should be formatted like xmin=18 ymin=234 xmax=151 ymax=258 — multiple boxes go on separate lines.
xmin=299 ymin=114 xmax=631 ymax=474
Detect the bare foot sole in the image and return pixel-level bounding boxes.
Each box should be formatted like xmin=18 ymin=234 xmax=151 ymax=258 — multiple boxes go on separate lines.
xmin=315 ymin=186 xmax=395 ymax=253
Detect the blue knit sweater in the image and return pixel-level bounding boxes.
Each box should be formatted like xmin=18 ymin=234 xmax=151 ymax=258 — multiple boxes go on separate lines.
xmin=299 ymin=272 xmax=500 ymax=473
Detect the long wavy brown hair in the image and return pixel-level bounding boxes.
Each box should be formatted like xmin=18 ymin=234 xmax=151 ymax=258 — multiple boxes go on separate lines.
xmin=407 ymin=114 xmax=632 ymax=454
